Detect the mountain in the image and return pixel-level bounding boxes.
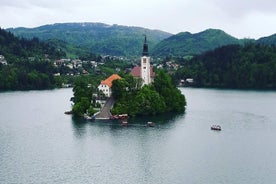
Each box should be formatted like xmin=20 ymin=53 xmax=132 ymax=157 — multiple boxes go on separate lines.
xmin=0 ymin=28 xmax=65 ymax=62
xmin=256 ymin=34 xmax=276 ymax=45
xmin=0 ymin=28 xmax=62 ymax=90
xmin=7 ymin=23 xmax=172 ymax=57
xmin=174 ymin=43 xmax=276 ymax=89
xmin=151 ymin=29 xmax=241 ymax=57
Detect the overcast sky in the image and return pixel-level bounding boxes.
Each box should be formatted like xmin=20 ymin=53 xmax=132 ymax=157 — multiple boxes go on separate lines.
xmin=1 ymin=0 xmax=276 ymax=39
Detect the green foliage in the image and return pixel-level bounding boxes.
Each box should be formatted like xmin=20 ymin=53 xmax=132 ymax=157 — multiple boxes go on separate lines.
xmin=257 ymin=34 xmax=276 ymax=46
xmin=134 ymin=85 xmax=166 ymax=115
xmin=72 ymin=77 xmax=92 ymax=104
xmin=112 ymin=72 xmax=186 ymax=116
xmin=153 ymin=70 xmax=186 ymax=112
xmin=7 ymin=23 xmax=172 ymax=57
xmin=174 ymin=43 xmax=276 ymax=89
xmin=152 ymin=29 xmax=241 ymax=57
xmin=71 ymin=75 xmax=101 ymax=117
xmin=72 ymin=97 xmax=91 ymax=116
xmin=0 ymin=28 xmax=65 ymax=90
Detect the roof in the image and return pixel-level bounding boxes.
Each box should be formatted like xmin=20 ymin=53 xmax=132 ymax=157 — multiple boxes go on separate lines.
xmin=100 ymin=74 xmax=121 ymax=87
xmin=130 ymin=66 xmax=141 ymax=77
xmin=130 ymin=66 xmax=155 ymax=77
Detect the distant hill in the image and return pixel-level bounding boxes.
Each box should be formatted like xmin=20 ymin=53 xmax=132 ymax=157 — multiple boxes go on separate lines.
xmin=7 ymin=23 xmax=276 ymax=58
xmin=0 ymin=28 xmax=63 ymax=90
xmin=174 ymin=43 xmax=276 ymax=89
xmin=151 ymin=29 xmax=241 ymax=57
xmin=7 ymin=23 xmax=172 ymax=57
xmin=0 ymin=28 xmax=65 ymax=62
xmin=256 ymin=34 xmax=276 ymax=45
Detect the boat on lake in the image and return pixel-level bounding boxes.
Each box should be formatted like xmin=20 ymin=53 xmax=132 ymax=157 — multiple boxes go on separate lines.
xmin=147 ymin=122 xmax=155 ymax=127
xmin=121 ymin=121 xmax=128 ymax=126
xmin=211 ymin=125 xmax=221 ymax=131
xmin=110 ymin=114 xmax=129 ymax=120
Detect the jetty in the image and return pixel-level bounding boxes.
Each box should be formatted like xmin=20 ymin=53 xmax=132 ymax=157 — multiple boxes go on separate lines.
xmin=94 ymin=96 xmax=114 ymax=119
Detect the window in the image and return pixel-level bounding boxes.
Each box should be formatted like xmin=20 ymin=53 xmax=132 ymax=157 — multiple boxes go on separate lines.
xmin=143 ymin=67 xmax=146 ymax=69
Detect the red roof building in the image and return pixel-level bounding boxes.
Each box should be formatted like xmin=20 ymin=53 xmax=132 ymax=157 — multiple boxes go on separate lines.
xmin=130 ymin=66 xmax=155 ymax=78
xmin=98 ymin=74 xmax=121 ymax=97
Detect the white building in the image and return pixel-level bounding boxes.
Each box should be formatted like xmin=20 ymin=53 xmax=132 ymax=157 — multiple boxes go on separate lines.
xmin=97 ymin=74 xmax=121 ymax=97
xmin=130 ymin=35 xmax=155 ymax=85
xmin=0 ymin=55 xmax=7 ymax=65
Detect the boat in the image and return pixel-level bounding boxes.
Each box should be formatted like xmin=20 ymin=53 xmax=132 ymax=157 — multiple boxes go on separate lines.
xmin=211 ymin=125 xmax=221 ymax=131
xmin=110 ymin=114 xmax=129 ymax=120
xmin=147 ymin=122 xmax=155 ymax=127
xmin=64 ymin=110 xmax=72 ymax=115
xmin=121 ymin=121 xmax=128 ymax=126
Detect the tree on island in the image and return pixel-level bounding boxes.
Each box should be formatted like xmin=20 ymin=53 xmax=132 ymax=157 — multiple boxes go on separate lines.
xmin=70 ymin=70 xmax=186 ymax=117
xmin=111 ymin=70 xmax=186 ymax=116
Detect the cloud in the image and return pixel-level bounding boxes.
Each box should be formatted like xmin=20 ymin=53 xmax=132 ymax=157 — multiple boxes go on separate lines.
xmin=211 ymin=0 xmax=276 ymax=17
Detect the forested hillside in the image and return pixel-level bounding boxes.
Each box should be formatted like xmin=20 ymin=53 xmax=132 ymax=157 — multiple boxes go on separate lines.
xmin=174 ymin=43 xmax=276 ymax=89
xmin=152 ymin=29 xmax=241 ymax=57
xmin=7 ymin=23 xmax=172 ymax=57
xmin=0 ymin=28 xmax=64 ymax=90
xmin=256 ymin=34 xmax=276 ymax=46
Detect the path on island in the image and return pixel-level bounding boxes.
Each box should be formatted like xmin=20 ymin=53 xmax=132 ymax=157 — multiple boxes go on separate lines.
xmin=95 ymin=96 xmax=114 ymax=119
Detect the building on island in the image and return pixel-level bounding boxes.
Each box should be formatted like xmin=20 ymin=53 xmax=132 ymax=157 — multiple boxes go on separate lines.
xmin=97 ymin=74 xmax=121 ymax=97
xmin=97 ymin=36 xmax=153 ymax=98
xmin=130 ymin=35 xmax=155 ymax=85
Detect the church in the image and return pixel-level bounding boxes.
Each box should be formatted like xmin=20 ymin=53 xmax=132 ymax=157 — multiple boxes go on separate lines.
xmin=97 ymin=36 xmax=154 ymax=98
xmin=130 ymin=35 xmax=155 ymax=85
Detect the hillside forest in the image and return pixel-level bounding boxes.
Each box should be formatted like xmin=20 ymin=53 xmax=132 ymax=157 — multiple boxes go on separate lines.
xmin=2 ymin=24 xmax=276 ymax=91
xmin=174 ymin=43 xmax=276 ymax=89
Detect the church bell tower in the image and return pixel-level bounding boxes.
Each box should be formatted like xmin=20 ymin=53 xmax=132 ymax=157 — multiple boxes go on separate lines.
xmin=141 ymin=35 xmax=151 ymax=85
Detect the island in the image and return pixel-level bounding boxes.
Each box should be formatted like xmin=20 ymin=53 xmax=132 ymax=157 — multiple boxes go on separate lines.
xmin=70 ymin=36 xmax=186 ymax=118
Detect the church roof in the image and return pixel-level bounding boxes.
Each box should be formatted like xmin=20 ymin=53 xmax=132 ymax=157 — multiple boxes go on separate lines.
xmin=130 ymin=66 xmax=155 ymax=78
xmin=142 ymin=35 xmax=149 ymax=56
xmin=100 ymin=74 xmax=121 ymax=87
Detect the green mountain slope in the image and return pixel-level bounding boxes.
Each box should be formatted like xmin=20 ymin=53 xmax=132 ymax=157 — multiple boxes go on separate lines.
xmin=174 ymin=43 xmax=276 ymax=89
xmin=0 ymin=28 xmax=64 ymax=90
xmin=152 ymin=29 xmax=241 ymax=57
xmin=256 ymin=34 xmax=276 ymax=45
xmin=7 ymin=23 xmax=172 ymax=57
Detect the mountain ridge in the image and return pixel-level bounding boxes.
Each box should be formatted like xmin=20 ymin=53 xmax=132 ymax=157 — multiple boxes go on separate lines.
xmin=6 ymin=22 xmax=276 ymax=57
xmin=151 ymin=29 xmax=241 ymax=57
xmin=7 ymin=22 xmax=172 ymax=57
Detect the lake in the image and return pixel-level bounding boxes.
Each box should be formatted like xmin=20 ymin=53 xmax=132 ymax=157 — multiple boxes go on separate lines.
xmin=1 ymin=88 xmax=276 ymax=184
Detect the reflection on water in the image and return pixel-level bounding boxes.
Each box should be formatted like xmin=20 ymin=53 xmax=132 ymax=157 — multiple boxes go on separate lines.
xmin=1 ymin=88 xmax=276 ymax=184
xmin=71 ymin=116 xmax=88 ymax=138
xmin=70 ymin=111 xmax=185 ymax=138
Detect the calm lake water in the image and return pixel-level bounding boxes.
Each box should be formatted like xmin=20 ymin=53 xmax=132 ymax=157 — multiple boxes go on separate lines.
xmin=1 ymin=88 xmax=276 ymax=184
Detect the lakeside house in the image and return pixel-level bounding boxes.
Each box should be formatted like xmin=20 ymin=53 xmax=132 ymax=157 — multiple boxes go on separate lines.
xmin=97 ymin=74 xmax=121 ymax=97
xmin=0 ymin=55 xmax=7 ymax=65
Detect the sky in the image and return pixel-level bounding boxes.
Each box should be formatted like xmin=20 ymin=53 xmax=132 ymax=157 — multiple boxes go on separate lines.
xmin=1 ymin=0 xmax=276 ymax=39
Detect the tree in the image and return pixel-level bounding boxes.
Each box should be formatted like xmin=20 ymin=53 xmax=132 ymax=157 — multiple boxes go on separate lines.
xmin=134 ymin=85 xmax=166 ymax=115
xmin=153 ymin=70 xmax=186 ymax=112
xmin=72 ymin=97 xmax=91 ymax=116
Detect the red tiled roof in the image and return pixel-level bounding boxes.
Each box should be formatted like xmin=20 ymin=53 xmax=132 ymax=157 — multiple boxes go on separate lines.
xmin=100 ymin=74 xmax=121 ymax=87
xmin=130 ymin=66 xmax=141 ymax=77
xmin=150 ymin=66 xmax=155 ymax=77
xmin=130 ymin=66 xmax=155 ymax=77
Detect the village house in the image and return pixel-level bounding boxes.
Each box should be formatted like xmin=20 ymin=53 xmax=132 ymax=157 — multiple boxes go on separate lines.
xmin=0 ymin=55 xmax=7 ymax=65
xmin=97 ymin=74 xmax=121 ymax=97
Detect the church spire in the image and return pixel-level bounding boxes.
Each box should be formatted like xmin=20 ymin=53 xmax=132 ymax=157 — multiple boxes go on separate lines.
xmin=142 ymin=35 xmax=149 ymax=56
